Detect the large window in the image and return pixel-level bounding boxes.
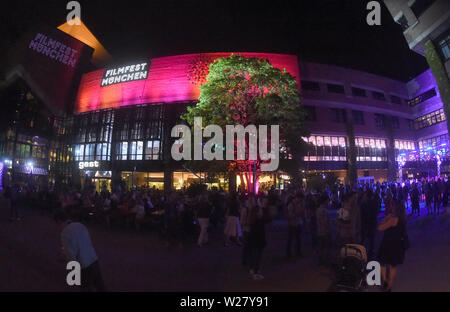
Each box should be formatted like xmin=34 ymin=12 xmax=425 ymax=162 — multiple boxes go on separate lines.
xmin=304 ymin=105 xmax=317 ymax=121
xmin=302 ymin=135 xmax=347 ymax=161
xmin=395 ymin=139 xmax=416 ymax=161
xmin=113 ymin=105 xmax=164 ymax=161
xmin=375 ymin=114 xmax=386 ymax=128
xmin=327 ymin=83 xmax=345 ymax=94
xmin=330 ymin=108 xmax=347 ymax=123
xmin=145 ymin=140 xmax=161 ymax=160
xmin=352 ymin=110 xmax=364 ymax=125
xmin=116 ymin=142 xmax=128 ymax=160
xmin=419 ymin=134 xmax=448 ymax=153
xmin=356 ymin=137 xmax=387 ymax=162
xmin=73 ymin=110 xmax=114 ymax=161
xmin=390 ymin=95 xmax=402 ymax=105
xmin=302 ymin=81 xmax=320 ymax=92
xmin=130 ymin=141 xmax=144 ymax=160
xmin=414 ymin=108 xmax=446 ymax=129
xmin=351 ymin=87 xmax=367 ymax=97
xmin=408 ymin=88 xmax=437 ymax=107
xmin=391 ymin=116 xmax=400 ymax=129
xmin=372 ymin=91 xmax=386 ymax=101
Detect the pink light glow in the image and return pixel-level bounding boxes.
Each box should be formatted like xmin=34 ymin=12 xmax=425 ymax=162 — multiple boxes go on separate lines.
xmin=75 ymin=53 xmax=300 ymax=114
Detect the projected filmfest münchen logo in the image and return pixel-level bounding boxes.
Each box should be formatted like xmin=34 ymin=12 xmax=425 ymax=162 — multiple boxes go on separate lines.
xmin=101 ymin=63 xmax=149 ymax=87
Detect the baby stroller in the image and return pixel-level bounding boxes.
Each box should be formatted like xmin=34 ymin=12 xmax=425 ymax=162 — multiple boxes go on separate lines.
xmin=329 ymin=244 xmax=368 ymax=292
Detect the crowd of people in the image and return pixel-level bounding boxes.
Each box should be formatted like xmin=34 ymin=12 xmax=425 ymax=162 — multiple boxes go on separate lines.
xmin=1 ymin=176 xmax=448 ymax=288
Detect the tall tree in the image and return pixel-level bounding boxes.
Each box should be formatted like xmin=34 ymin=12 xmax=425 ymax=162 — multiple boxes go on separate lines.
xmin=182 ymin=54 xmax=308 ymax=192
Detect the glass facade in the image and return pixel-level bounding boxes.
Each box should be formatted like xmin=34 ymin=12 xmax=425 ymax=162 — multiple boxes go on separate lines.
xmin=418 ymin=134 xmax=448 ymax=153
xmin=72 ymin=105 xmax=164 ymax=164
xmin=302 ymin=135 xmax=347 ymax=161
xmin=414 ymin=108 xmax=445 ymax=129
xmin=356 ymin=137 xmax=387 ymax=162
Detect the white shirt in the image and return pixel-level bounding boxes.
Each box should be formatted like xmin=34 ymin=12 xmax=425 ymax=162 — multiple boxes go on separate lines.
xmin=61 ymin=222 xmax=98 ymax=269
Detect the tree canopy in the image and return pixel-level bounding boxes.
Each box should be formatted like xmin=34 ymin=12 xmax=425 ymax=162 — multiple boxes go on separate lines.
xmin=182 ymin=54 xmax=309 ymax=190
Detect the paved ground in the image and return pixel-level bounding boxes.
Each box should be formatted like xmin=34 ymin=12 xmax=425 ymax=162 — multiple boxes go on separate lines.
xmin=0 ymin=199 xmax=449 ymax=292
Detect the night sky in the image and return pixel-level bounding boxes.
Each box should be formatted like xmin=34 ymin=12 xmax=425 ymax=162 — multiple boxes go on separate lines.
xmin=2 ymin=0 xmax=429 ymax=82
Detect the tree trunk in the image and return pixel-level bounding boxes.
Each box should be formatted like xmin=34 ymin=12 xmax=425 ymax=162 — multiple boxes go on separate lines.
xmin=345 ymin=110 xmax=358 ymax=187
xmin=425 ymin=40 xmax=450 ymax=136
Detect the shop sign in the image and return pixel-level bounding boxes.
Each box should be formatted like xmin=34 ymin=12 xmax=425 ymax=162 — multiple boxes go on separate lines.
xmin=78 ymin=161 xmax=100 ymax=170
xmin=101 ymin=63 xmax=149 ymax=87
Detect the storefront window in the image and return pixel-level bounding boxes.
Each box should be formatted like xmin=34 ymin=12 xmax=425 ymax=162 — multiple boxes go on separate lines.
xmin=121 ymin=172 xmax=164 ymax=190
xmin=356 ymin=137 xmax=387 ymax=162
xmin=304 ymin=135 xmax=347 ymax=161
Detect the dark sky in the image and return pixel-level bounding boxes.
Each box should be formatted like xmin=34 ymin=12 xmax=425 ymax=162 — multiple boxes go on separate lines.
xmin=2 ymin=0 xmax=429 ymax=82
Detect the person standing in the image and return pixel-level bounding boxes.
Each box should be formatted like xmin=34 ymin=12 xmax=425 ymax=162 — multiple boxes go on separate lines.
xmin=433 ymin=181 xmax=441 ymax=215
xmin=316 ymin=194 xmax=331 ymax=265
xmin=9 ymin=184 xmax=22 ymax=221
xmin=426 ymin=182 xmax=433 ymax=215
xmin=241 ymin=193 xmax=257 ymax=267
xmin=54 ymin=210 xmax=106 ymax=292
xmin=377 ymin=200 xmax=408 ymax=292
xmin=196 ymin=193 xmax=212 ymax=247
xmin=337 ymin=193 xmax=353 ymax=246
xmin=411 ymin=184 xmax=420 ymax=216
xmin=224 ymin=192 xmax=241 ymax=247
xmin=360 ymin=189 xmax=378 ymax=259
xmin=285 ymin=194 xmax=304 ymax=258
xmin=247 ymin=196 xmax=270 ymax=280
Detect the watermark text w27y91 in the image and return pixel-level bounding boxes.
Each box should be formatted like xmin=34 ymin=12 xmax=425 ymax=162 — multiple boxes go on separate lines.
xmin=171 ymin=117 xmax=280 ymax=172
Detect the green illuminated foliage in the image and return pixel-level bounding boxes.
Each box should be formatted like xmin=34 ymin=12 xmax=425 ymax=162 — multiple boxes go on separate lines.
xmin=182 ymin=54 xmax=309 ymax=189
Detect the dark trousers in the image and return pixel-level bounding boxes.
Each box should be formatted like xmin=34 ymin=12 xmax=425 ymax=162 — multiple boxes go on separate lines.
xmin=248 ymin=244 xmax=264 ymax=273
xmin=286 ymin=225 xmax=302 ymax=257
xmin=81 ymin=261 xmax=106 ymax=292
xmin=434 ymin=197 xmax=441 ymax=214
xmin=242 ymin=231 xmax=251 ymax=266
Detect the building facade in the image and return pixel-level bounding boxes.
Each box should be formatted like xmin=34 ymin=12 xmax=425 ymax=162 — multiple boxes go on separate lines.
xmin=0 ymin=21 xmax=447 ymax=191
xmin=384 ymin=0 xmax=450 ymax=75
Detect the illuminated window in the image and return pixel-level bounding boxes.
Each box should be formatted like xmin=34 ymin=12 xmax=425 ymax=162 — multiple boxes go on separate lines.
xmin=356 ymin=137 xmax=387 ymax=162
xmin=408 ymin=88 xmax=437 ymax=107
xmin=74 ymin=145 xmax=85 ymax=161
xmin=116 ymin=142 xmax=128 ymax=160
xmin=145 ymin=140 xmax=161 ymax=160
xmin=414 ymin=109 xmax=445 ymax=129
xmin=130 ymin=141 xmax=144 ymax=160
xmin=303 ymin=135 xmax=347 ymax=162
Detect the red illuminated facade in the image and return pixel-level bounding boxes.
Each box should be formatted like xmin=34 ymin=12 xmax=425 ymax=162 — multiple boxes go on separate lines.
xmin=75 ymin=53 xmax=300 ymax=114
